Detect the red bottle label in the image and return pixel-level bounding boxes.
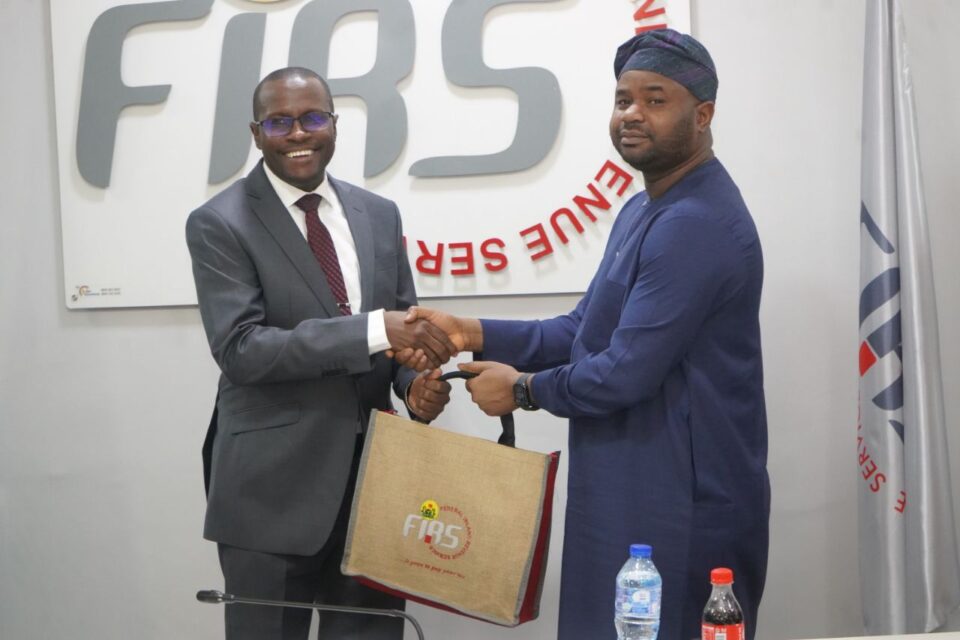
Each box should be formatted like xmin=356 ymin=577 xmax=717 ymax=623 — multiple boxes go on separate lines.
xmin=702 ymin=622 xmax=744 ymax=640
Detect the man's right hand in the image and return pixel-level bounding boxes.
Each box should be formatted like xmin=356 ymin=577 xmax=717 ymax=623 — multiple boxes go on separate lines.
xmin=384 ymin=311 xmax=458 ymax=371
xmin=388 ymin=307 xmax=483 ymax=369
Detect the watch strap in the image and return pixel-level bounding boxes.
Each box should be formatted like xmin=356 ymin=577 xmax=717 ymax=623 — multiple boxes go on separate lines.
xmin=514 ymin=372 xmax=538 ymax=411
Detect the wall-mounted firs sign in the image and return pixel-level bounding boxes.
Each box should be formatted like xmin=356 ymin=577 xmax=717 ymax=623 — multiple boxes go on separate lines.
xmin=51 ymin=0 xmax=690 ymax=308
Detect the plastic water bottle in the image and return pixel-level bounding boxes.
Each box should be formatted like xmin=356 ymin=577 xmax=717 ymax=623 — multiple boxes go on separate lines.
xmin=701 ymin=567 xmax=745 ymax=640
xmin=614 ymin=543 xmax=662 ymax=640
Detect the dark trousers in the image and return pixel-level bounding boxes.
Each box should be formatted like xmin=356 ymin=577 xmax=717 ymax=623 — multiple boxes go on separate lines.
xmin=217 ymin=438 xmax=405 ymax=640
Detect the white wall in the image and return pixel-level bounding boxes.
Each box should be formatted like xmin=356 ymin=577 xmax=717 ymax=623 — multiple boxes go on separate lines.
xmin=2 ymin=1 xmax=959 ymax=639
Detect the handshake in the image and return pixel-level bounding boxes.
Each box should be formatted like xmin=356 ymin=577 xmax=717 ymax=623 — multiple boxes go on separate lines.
xmin=384 ymin=306 xmax=482 ymax=370
xmin=384 ymin=307 xmax=527 ymax=420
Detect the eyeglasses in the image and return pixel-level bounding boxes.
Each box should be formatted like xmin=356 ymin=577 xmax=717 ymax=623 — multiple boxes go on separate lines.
xmin=253 ymin=111 xmax=337 ymax=137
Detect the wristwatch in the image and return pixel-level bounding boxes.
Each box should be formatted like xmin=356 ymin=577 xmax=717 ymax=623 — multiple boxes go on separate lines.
xmin=513 ymin=373 xmax=538 ymax=411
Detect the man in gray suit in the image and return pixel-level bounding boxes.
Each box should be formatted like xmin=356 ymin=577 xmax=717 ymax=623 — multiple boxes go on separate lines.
xmin=186 ymin=67 xmax=454 ymax=639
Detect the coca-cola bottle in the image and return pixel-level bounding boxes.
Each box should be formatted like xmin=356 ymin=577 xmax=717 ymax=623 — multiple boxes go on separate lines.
xmin=701 ymin=567 xmax=744 ymax=640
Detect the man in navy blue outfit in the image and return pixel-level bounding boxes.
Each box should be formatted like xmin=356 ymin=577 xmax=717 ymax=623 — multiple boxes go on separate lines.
xmin=395 ymin=29 xmax=769 ymax=640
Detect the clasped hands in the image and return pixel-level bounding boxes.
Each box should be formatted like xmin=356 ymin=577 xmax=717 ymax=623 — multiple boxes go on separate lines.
xmin=384 ymin=307 xmax=522 ymax=418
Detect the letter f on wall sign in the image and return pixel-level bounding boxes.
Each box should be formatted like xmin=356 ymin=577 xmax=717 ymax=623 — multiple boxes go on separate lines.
xmin=76 ymin=0 xmax=213 ymax=188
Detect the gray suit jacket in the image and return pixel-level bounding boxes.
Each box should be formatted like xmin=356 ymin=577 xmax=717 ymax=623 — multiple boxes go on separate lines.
xmin=186 ymin=161 xmax=418 ymax=556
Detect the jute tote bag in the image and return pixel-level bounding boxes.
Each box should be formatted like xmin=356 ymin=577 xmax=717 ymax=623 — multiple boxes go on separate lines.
xmin=342 ymin=374 xmax=560 ymax=626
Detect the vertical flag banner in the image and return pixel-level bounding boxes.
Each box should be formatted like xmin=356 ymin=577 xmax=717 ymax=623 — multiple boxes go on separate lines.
xmin=858 ymin=0 xmax=960 ymax=633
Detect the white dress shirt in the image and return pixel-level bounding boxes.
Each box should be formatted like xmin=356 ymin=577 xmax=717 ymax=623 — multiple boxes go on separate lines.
xmin=262 ymin=164 xmax=390 ymax=355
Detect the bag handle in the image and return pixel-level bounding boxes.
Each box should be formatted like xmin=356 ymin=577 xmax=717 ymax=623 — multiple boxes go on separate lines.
xmin=438 ymin=370 xmax=516 ymax=448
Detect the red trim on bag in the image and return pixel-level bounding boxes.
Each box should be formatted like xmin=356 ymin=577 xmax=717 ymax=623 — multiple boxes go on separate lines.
xmin=518 ymin=450 xmax=560 ymax=623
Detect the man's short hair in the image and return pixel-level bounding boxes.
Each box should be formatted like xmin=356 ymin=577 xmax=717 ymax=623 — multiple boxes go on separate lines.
xmin=252 ymin=67 xmax=335 ymax=119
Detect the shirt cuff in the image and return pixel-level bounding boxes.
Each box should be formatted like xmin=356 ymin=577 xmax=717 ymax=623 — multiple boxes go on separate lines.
xmin=367 ymin=308 xmax=390 ymax=355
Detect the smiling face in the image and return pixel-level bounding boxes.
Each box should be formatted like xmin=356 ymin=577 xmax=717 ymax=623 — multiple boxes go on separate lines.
xmin=250 ymin=74 xmax=336 ymax=192
xmin=609 ymin=69 xmax=711 ymax=173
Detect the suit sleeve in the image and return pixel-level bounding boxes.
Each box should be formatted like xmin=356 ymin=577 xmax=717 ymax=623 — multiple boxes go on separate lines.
xmin=186 ymin=205 xmax=373 ymax=385
xmin=389 ymin=204 xmax=419 ymax=399
xmin=528 ymin=215 xmax=743 ymax=418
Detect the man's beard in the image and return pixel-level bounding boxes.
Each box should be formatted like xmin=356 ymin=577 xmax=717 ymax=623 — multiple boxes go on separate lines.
xmin=619 ymin=110 xmax=697 ymax=173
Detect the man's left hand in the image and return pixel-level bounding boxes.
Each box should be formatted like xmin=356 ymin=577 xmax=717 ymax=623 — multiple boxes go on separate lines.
xmin=407 ymin=369 xmax=452 ymax=422
xmin=460 ymin=361 xmax=520 ymax=417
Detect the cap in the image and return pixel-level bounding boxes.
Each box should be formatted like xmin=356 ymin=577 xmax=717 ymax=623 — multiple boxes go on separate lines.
xmin=630 ymin=544 xmax=652 ymax=558
xmin=613 ymin=28 xmax=718 ymax=102
xmin=710 ymin=567 xmax=734 ymax=584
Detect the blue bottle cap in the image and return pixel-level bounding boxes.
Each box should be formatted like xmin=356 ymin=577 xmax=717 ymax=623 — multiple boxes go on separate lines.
xmin=630 ymin=544 xmax=652 ymax=558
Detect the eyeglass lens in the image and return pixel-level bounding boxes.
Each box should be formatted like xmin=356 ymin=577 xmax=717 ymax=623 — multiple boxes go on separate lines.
xmin=262 ymin=112 xmax=331 ymax=137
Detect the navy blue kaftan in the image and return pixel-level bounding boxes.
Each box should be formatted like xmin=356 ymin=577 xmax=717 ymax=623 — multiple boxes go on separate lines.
xmin=482 ymin=159 xmax=769 ymax=640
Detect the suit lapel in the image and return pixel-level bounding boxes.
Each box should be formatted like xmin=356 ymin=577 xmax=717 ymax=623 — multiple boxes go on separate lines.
xmin=244 ymin=162 xmax=341 ymax=317
xmin=330 ymin=176 xmax=374 ymax=313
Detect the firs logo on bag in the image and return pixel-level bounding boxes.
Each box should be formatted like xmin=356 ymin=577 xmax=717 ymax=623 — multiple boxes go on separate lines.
xmin=402 ymin=500 xmax=473 ymax=560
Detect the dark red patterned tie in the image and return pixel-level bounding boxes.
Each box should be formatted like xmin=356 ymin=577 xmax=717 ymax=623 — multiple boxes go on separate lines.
xmin=295 ymin=194 xmax=351 ymax=315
